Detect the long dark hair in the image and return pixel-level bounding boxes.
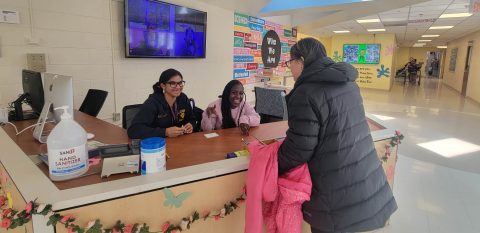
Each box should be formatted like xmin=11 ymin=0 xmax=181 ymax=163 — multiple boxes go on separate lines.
xmin=290 ymin=38 xmax=327 ymax=68
xmin=221 ymin=80 xmax=246 ymax=129
xmin=152 ymin=68 xmax=183 ymax=93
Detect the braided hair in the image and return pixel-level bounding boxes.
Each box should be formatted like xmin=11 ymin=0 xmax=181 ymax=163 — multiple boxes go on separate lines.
xmin=221 ymin=80 xmax=246 ymax=129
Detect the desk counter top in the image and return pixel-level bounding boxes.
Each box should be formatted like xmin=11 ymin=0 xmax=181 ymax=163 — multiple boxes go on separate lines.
xmin=0 ymin=113 xmax=394 ymax=211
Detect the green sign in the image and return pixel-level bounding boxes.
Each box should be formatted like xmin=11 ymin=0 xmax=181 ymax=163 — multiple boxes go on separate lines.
xmin=234 ymin=12 xmax=249 ymax=27
xmin=284 ymin=29 xmax=292 ymax=37
xmin=234 ymin=37 xmax=244 ymax=47
xmin=282 ymin=46 xmax=290 ymax=53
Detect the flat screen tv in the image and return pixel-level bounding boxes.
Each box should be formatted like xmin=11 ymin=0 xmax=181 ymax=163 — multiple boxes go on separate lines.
xmin=125 ymin=0 xmax=207 ymax=58
xmin=343 ymin=44 xmax=381 ymax=64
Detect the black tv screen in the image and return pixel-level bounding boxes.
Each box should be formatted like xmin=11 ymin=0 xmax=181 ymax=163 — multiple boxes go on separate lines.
xmin=125 ymin=0 xmax=207 ymax=58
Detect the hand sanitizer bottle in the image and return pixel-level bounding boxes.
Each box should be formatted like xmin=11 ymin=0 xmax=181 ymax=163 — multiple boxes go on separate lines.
xmin=47 ymin=106 xmax=88 ymax=181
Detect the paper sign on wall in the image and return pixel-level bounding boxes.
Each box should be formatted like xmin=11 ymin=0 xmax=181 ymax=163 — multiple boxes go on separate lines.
xmin=0 ymin=9 xmax=20 ymax=24
xmin=471 ymin=0 xmax=480 ymax=13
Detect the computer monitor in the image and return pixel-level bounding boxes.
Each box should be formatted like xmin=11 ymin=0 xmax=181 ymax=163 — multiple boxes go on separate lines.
xmin=43 ymin=73 xmax=74 ymax=122
xmin=11 ymin=70 xmax=45 ymax=120
xmin=33 ymin=73 xmax=74 ymax=143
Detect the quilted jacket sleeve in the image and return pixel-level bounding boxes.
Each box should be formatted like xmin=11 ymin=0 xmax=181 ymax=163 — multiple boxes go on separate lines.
xmin=278 ymin=90 xmax=328 ymax=175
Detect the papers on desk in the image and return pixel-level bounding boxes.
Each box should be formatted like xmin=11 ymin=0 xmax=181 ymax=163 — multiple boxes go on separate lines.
xmin=204 ymin=133 xmax=219 ymax=139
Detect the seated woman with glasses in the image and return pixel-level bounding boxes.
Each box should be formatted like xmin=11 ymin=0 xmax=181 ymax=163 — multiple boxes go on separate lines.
xmin=128 ymin=68 xmax=196 ymax=139
xmin=201 ymin=80 xmax=260 ymax=135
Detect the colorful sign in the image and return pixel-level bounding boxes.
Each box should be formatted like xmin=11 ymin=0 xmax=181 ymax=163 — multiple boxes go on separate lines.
xmin=234 ymin=37 xmax=244 ymax=48
xmin=244 ymin=42 xmax=257 ymax=49
xmin=234 ymin=12 xmax=249 ymax=27
xmin=234 ymin=55 xmax=254 ymax=63
xmin=471 ymin=0 xmax=480 ymax=13
xmin=233 ymin=12 xmax=295 ymax=82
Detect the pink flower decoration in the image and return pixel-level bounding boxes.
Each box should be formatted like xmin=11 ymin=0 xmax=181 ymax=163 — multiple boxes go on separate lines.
xmin=2 ymin=208 xmax=12 ymax=218
xmin=0 ymin=196 xmax=6 ymax=206
xmin=25 ymin=202 xmax=33 ymax=214
xmin=161 ymin=222 xmax=170 ymax=232
xmin=60 ymin=215 xmax=73 ymax=224
xmin=124 ymin=224 xmax=134 ymax=233
xmin=1 ymin=218 xmax=11 ymax=229
xmin=67 ymin=227 xmax=74 ymax=233
xmin=86 ymin=220 xmax=96 ymax=229
xmin=214 ymin=215 xmax=220 ymax=221
xmin=113 ymin=229 xmax=121 ymax=233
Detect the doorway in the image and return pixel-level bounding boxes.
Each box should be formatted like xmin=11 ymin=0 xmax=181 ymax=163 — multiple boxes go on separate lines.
xmin=461 ymin=41 xmax=473 ymax=96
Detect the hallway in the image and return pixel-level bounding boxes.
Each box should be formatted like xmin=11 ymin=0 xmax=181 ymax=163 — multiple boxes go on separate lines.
xmin=361 ymin=79 xmax=480 ymax=233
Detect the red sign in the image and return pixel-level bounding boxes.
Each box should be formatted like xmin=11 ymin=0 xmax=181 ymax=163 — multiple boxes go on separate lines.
xmin=244 ymin=33 xmax=252 ymax=41
xmin=234 ymin=31 xmax=245 ymax=38
xmin=246 ymin=63 xmax=259 ymax=70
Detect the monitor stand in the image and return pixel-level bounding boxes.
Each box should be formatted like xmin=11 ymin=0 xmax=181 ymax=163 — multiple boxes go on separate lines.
xmin=10 ymin=93 xmax=39 ymax=121
xmin=33 ymin=102 xmax=53 ymax=144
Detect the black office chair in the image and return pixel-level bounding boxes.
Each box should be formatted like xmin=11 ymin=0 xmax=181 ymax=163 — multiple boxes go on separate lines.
xmin=189 ymin=98 xmax=203 ymax=132
xmin=122 ymin=104 xmax=142 ymax=129
xmin=78 ymin=89 xmax=108 ymax=117
xmin=254 ymin=86 xmax=288 ymax=123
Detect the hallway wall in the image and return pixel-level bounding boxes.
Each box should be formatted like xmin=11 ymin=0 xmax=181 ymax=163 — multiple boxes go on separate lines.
xmin=443 ymin=29 xmax=480 ymax=103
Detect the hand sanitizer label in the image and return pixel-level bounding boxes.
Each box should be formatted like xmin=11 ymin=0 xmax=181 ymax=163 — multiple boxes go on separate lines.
xmin=49 ymin=145 xmax=87 ymax=176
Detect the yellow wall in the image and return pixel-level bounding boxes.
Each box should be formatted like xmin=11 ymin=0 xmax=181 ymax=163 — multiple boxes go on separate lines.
xmin=443 ymin=29 xmax=480 ymax=103
xmin=331 ymin=34 xmax=397 ymax=90
xmin=296 ymin=33 xmax=332 ymax=57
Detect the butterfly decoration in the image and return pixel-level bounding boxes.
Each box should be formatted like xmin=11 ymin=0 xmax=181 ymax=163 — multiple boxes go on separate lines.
xmin=384 ymin=44 xmax=394 ymax=57
xmin=163 ymin=188 xmax=192 ymax=208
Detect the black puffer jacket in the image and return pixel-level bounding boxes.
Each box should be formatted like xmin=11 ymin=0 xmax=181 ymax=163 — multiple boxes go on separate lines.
xmin=278 ymin=57 xmax=397 ymax=233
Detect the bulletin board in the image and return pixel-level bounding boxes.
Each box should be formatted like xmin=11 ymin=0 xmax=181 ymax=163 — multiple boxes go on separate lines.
xmin=233 ymin=12 xmax=296 ymax=84
xmin=449 ymin=48 xmax=458 ymax=72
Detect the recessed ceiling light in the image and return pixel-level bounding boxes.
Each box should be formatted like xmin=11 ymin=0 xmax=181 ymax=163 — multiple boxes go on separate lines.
xmin=357 ymin=19 xmax=381 ymax=23
xmin=418 ymin=40 xmax=432 ymax=42
xmin=367 ymin=28 xmax=386 ymax=32
xmin=437 ymin=46 xmax=448 ymax=49
xmin=418 ymin=138 xmax=480 ymax=158
xmin=422 ymin=35 xmax=440 ymax=38
xmin=429 ymin=26 xmax=454 ymax=29
xmin=439 ymin=13 xmax=472 ymax=18
xmin=333 ymin=30 xmax=350 ymax=33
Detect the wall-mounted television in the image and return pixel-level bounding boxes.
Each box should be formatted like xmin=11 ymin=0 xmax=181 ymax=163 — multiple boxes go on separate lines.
xmin=125 ymin=0 xmax=207 ymax=58
xmin=343 ymin=44 xmax=381 ymax=64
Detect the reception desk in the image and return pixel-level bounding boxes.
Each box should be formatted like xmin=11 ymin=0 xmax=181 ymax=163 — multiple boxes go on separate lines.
xmin=0 ymin=112 xmax=398 ymax=233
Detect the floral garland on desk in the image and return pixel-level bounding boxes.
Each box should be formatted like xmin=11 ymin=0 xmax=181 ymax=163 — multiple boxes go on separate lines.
xmin=381 ymin=130 xmax=404 ymax=163
xmin=0 ymin=189 xmax=246 ymax=233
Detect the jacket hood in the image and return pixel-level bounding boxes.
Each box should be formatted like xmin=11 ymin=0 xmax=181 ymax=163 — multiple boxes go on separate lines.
xmin=295 ymin=57 xmax=358 ymax=87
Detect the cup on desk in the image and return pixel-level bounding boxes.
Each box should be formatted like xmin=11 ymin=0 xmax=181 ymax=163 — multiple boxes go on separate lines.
xmin=140 ymin=137 xmax=166 ymax=175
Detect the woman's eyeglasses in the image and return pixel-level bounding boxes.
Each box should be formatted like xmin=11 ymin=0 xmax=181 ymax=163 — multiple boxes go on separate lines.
xmin=166 ymin=81 xmax=186 ymax=88
xmin=285 ymin=58 xmax=296 ymax=68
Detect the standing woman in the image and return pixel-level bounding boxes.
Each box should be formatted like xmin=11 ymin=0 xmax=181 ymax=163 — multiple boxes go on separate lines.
xmin=278 ymin=38 xmax=397 ymax=233
xmin=201 ymin=80 xmax=260 ymax=135
xmin=128 ymin=69 xmax=196 ymax=139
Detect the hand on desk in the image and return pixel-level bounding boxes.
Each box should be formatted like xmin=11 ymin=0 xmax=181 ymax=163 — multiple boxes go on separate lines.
xmin=166 ymin=127 xmax=185 ymax=137
xmin=183 ymin=123 xmax=193 ymax=134
xmin=239 ymin=123 xmax=250 ymax=135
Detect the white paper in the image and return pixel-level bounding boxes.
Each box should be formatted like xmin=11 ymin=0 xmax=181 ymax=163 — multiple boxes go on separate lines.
xmin=1 ymin=10 xmax=20 ymax=24
xmin=204 ymin=133 xmax=219 ymax=139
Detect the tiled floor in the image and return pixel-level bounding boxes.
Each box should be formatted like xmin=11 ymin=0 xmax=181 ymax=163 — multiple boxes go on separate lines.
xmin=361 ymin=78 xmax=480 ymax=233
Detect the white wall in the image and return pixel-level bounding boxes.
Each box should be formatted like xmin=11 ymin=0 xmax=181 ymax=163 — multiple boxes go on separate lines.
xmin=0 ymin=0 xmax=234 ymax=120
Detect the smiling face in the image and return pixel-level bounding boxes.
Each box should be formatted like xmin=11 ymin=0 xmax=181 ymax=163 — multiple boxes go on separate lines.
xmin=160 ymin=75 xmax=183 ymax=97
xmin=229 ymin=84 xmax=244 ymax=108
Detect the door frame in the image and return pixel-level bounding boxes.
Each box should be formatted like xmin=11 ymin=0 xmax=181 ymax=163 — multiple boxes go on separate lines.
xmin=461 ymin=41 xmax=474 ymax=96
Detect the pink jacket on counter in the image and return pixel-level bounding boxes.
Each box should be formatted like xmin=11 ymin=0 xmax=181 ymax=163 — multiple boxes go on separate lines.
xmin=201 ymin=99 xmax=260 ymax=132
xmin=245 ymin=141 xmax=312 ymax=233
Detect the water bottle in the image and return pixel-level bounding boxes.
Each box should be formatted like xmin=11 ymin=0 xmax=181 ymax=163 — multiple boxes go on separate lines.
xmin=140 ymin=137 xmax=166 ymax=175
xmin=47 ymin=106 xmax=88 ymax=181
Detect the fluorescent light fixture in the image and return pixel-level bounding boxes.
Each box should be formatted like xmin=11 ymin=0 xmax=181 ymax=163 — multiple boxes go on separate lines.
xmin=422 ymin=35 xmax=440 ymax=38
xmin=413 ymin=43 xmax=426 ymax=47
xmin=367 ymin=28 xmax=386 ymax=32
xmin=439 ymin=13 xmax=472 ymax=18
xmin=418 ymin=138 xmax=480 ymax=158
xmin=357 ymin=19 xmax=381 ymax=23
xmin=437 ymin=46 xmax=448 ymax=49
xmin=418 ymin=40 xmax=432 ymax=42
xmin=333 ymin=30 xmax=350 ymax=33
xmin=372 ymin=114 xmax=395 ymax=121
xmin=429 ymin=26 xmax=454 ymax=29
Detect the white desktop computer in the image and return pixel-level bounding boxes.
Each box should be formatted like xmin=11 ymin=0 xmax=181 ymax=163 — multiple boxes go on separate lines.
xmin=33 ymin=73 xmax=74 ymax=143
